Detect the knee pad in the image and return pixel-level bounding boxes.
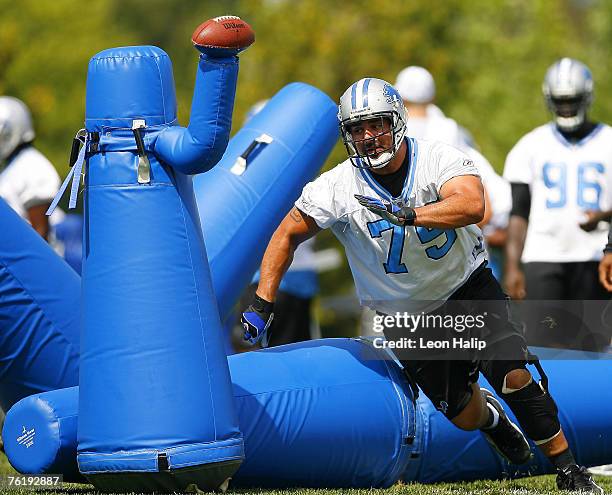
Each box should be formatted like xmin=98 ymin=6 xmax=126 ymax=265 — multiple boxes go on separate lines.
xmin=501 ymin=380 xmax=560 ymax=444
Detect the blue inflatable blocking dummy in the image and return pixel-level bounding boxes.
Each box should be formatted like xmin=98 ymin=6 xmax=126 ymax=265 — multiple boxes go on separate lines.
xmin=73 ymin=46 xmax=243 ymax=492
xmin=5 ymin=344 xmax=612 ymax=487
xmin=0 ymin=82 xmax=336 ymax=412
xmin=194 ymin=82 xmax=338 ymax=318
xmin=0 ymin=199 xmax=80 ymax=412
xmin=3 ymin=339 xmax=414 ymax=488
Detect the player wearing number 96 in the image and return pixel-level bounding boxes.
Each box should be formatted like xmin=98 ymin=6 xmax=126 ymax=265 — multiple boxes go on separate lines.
xmin=503 ymin=58 xmax=612 ymax=352
xmin=242 ymin=77 xmax=602 ymax=493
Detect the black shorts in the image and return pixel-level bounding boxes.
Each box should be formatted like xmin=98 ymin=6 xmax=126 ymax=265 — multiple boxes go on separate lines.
xmin=383 ymin=263 xmax=529 ymax=419
xmin=523 ymin=261 xmax=611 ymax=352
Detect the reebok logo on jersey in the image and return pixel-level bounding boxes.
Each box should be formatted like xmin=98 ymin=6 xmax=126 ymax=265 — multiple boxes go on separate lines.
xmin=462 ymin=159 xmax=474 ymax=167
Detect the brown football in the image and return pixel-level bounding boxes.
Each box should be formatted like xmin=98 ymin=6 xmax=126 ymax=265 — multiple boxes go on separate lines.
xmin=192 ymin=16 xmax=255 ymax=50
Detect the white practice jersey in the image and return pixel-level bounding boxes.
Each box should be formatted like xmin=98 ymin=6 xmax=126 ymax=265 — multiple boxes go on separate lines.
xmin=406 ymin=112 xmax=467 ymax=151
xmin=0 ymin=146 xmax=60 ymax=220
xmin=504 ymin=123 xmax=612 ymax=263
xmin=296 ymin=138 xmax=486 ymax=314
xmin=467 ymin=147 xmax=512 ymax=232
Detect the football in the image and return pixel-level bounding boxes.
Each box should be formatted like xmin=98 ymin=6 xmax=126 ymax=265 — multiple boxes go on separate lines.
xmin=192 ymin=16 xmax=255 ymax=55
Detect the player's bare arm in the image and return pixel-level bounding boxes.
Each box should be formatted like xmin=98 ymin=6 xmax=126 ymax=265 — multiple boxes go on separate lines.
xmin=28 ymin=203 xmax=51 ymax=240
xmin=256 ymin=206 xmax=321 ymax=302
xmin=413 ymin=174 xmax=485 ymax=229
xmin=599 ymin=253 xmax=612 ymax=291
xmin=504 ymin=215 xmax=528 ymax=299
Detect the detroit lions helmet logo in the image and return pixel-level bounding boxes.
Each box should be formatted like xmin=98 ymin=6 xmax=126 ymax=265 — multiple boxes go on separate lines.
xmin=383 ymin=84 xmax=402 ymax=107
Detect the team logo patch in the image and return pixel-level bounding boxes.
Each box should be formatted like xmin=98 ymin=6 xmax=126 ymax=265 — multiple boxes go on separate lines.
xmin=383 ymin=84 xmax=401 ymax=106
xmin=438 ymin=401 xmax=449 ymax=414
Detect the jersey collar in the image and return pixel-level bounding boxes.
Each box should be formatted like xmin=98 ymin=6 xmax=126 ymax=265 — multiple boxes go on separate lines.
xmin=550 ymin=122 xmax=603 ymax=148
xmin=359 ymin=137 xmax=419 ymax=203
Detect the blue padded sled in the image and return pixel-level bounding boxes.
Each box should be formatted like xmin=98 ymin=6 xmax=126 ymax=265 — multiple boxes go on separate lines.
xmin=0 ymin=199 xmax=80 ymax=411
xmin=194 ymin=82 xmax=338 ymax=318
xmin=76 ymin=46 xmax=243 ymax=492
xmin=5 ymin=345 xmax=612 ymax=487
xmin=4 ymin=339 xmax=414 ymax=488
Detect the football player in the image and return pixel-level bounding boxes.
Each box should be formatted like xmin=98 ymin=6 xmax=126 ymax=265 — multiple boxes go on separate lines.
xmin=0 ymin=97 xmax=61 ymax=240
xmin=242 ymin=78 xmax=602 ymax=493
xmin=504 ymin=58 xmax=612 ymax=352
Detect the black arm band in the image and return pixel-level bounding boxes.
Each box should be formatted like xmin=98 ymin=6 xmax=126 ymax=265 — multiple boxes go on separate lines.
xmin=252 ymin=293 xmax=274 ymax=314
xmin=510 ymin=183 xmax=531 ymax=220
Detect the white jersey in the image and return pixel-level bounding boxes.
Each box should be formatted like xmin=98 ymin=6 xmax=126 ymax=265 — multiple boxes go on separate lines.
xmin=407 ymin=112 xmax=467 ymax=151
xmin=0 ymin=146 xmax=60 ymax=221
xmin=467 ymin=147 xmax=512 ymax=232
xmin=295 ymin=138 xmax=486 ymax=314
xmin=503 ymin=123 xmax=612 ymax=263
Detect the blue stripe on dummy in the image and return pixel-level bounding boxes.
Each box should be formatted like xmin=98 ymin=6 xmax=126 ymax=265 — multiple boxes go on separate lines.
xmin=362 ymin=78 xmax=371 ymax=108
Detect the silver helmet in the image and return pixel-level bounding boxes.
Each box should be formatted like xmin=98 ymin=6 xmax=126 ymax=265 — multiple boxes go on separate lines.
xmin=542 ymin=58 xmax=593 ymax=132
xmin=338 ymin=78 xmax=407 ymax=169
xmin=0 ymin=97 xmax=35 ymax=162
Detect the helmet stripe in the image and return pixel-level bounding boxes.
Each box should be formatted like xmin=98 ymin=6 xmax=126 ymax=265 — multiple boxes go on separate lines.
xmin=351 ymin=82 xmax=358 ymax=110
xmin=362 ymin=78 xmax=371 ymax=108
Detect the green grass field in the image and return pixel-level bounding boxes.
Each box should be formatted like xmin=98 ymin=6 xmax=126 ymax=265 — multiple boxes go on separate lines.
xmin=1 ymin=451 xmax=610 ymax=495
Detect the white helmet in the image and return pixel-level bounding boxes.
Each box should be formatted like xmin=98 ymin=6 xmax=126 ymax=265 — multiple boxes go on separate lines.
xmin=0 ymin=97 xmax=35 ymax=161
xmin=338 ymin=78 xmax=408 ymax=169
xmin=394 ymin=66 xmax=436 ymax=104
xmin=542 ymin=58 xmax=593 ymax=132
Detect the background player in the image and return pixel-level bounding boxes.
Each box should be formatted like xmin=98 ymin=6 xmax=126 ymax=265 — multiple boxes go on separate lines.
xmin=0 ymin=97 xmax=61 ymax=240
xmin=242 ymin=78 xmax=602 ymax=493
xmin=503 ymin=58 xmax=612 ymax=352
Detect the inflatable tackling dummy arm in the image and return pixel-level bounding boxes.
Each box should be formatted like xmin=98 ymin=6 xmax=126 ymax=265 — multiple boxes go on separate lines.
xmin=153 ymin=54 xmax=238 ymax=174
xmin=155 ymin=16 xmax=255 ymax=174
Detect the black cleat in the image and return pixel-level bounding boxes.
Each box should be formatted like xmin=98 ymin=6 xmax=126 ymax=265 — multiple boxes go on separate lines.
xmin=480 ymin=389 xmax=532 ymax=465
xmin=557 ymin=464 xmax=604 ymax=493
